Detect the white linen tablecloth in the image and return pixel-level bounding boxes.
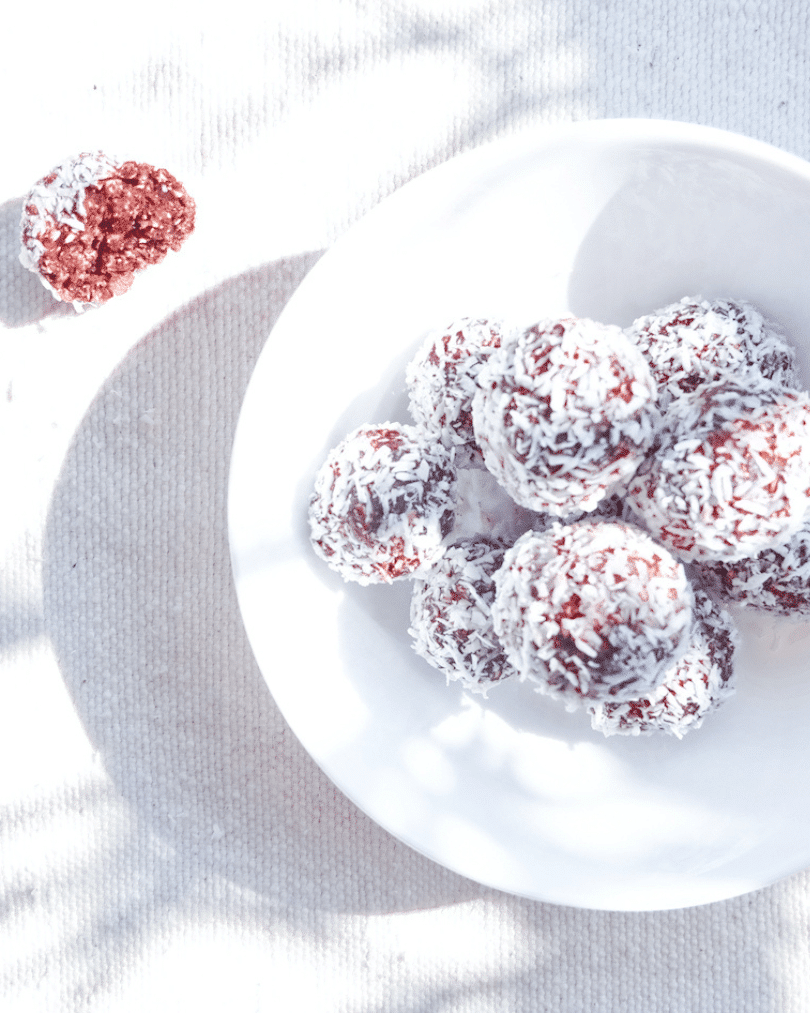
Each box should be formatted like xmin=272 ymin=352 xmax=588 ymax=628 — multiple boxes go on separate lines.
xmin=2 ymin=2 xmax=810 ymax=1010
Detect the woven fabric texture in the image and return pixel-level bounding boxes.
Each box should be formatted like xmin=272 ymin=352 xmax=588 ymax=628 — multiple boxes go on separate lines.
xmin=2 ymin=1 xmax=810 ymax=1010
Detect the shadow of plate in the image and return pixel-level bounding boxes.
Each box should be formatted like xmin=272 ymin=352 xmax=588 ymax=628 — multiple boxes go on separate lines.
xmin=42 ymin=250 xmax=490 ymax=917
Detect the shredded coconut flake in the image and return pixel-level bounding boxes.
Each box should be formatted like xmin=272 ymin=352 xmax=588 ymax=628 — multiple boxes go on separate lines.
xmin=588 ymin=588 xmax=738 ymax=737
xmin=409 ymin=536 xmax=518 ymax=694
xmin=491 ymin=522 xmax=694 ymax=708
xmin=627 ymin=296 xmax=799 ymax=408
xmin=407 ymin=318 xmax=509 ymax=468
xmin=627 ymin=381 xmax=810 ymax=562
xmin=308 ymin=422 xmax=456 ymax=585
xmin=473 ymin=318 xmax=661 ymax=516
xmin=696 ymin=513 xmax=810 ymax=618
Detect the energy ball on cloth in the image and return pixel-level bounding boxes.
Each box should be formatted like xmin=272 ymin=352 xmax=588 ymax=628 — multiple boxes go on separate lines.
xmin=409 ymin=536 xmax=518 ymax=694
xmin=589 ymin=588 xmax=739 ymax=738
xmin=20 ymin=151 xmax=195 ymax=306
xmin=627 ymin=296 xmax=799 ymax=409
xmin=492 ymin=522 xmax=694 ymax=709
xmin=472 ymin=317 xmax=660 ymax=516
xmin=626 ymin=381 xmax=810 ymax=563
xmin=406 ymin=317 xmax=506 ymax=467
xmin=696 ymin=514 xmax=810 ymax=618
xmin=309 ymin=422 xmax=456 ymax=585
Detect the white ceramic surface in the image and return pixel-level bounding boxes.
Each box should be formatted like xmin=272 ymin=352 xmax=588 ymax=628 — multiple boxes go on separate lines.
xmin=228 ymin=120 xmax=810 ymax=911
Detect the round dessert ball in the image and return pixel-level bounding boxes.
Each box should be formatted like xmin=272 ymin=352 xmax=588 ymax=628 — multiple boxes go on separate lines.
xmin=406 ymin=317 xmax=505 ymax=467
xmin=20 ymin=151 xmax=196 ymax=306
xmin=696 ymin=514 xmax=810 ymax=617
xmin=409 ymin=536 xmax=518 ymax=694
xmin=589 ymin=588 xmax=739 ymax=738
xmin=626 ymin=381 xmax=810 ymax=563
xmin=308 ymin=422 xmax=456 ymax=585
xmin=492 ymin=522 xmax=694 ymax=708
xmin=627 ymin=296 xmax=798 ymax=409
xmin=472 ymin=317 xmax=660 ymax=516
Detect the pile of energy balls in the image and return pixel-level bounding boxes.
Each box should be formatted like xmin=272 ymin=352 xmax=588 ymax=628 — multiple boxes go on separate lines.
xmin=309 ymin=299 xmax=810 ymax=738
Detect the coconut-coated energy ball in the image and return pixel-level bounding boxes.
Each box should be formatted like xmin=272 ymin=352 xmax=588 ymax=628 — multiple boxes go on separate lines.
xmin=409 ymin=536 xmax=518 ymax=694
xmin=492 ymin=522 xmax=694 ymax=708
xmin=406 ymin=317 xmax=506 ymax=467
xmin=696 ymin=514 xmax=810 ymax=618
xmin=588 ymin=588 xmax=738 ymax=738
xmin=308 ymin=422 xmax=456 ymax=585
xmin=472 ymin=318 xmax=661 ymax=516
xmin=627 ymin=296 xmax=798 ymax=409
xmin=626 ymin=381 xmax=810 ymax=563
xmin=20 ymin=151 xmax=195 ymax=306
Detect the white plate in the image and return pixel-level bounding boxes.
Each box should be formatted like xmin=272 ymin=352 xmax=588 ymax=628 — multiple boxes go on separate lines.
xmin=228 ymin=120 xmax=810 ymax=911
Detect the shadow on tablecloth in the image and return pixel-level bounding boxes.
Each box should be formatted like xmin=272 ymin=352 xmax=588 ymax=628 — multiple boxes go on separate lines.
xmin=41 ymin=251 xmax=489 ymax=929
xmin=0 ymin=197 xmax=76 ymax=328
